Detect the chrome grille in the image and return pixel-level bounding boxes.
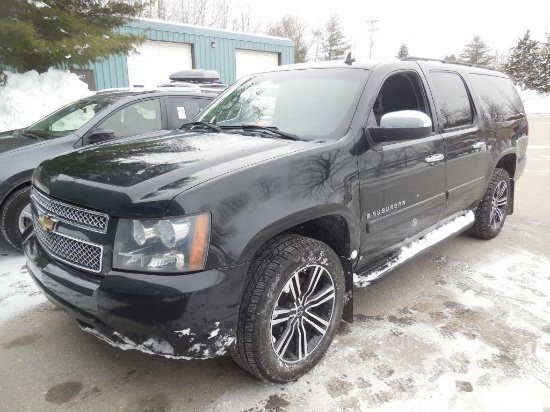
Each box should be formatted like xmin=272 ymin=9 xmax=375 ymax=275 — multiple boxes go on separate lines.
xmin=33 ymin=215 xmax=103 ymax=273
xmin=31 ymin=188 xmax=108 ymax=233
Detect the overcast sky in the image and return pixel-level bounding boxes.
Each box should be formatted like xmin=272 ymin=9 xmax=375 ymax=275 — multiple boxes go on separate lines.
xmin=241 ymin=0 xmax=550 ymax=60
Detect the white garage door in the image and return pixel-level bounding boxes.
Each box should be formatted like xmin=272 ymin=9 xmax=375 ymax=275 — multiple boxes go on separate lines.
xmin=235 ymin=49 xmax=279 ymax=80
xmin=127 ymin=41 xmax=193 ymax=88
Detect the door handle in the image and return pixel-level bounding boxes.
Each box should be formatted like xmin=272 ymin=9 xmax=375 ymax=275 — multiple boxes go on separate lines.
xmin=424 ymin=154 xmax=445 ymax=164
xmin=472 ymin=141 xmax=487 ymax=150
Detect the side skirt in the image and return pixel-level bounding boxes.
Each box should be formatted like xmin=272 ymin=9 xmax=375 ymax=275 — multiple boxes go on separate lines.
xmin=354 ymin=210 xmax=475 ymax=288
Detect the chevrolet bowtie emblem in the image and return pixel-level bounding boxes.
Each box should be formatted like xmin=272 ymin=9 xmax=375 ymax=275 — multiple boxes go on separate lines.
xmin=38 ymin=213 xmax=58 ymax=232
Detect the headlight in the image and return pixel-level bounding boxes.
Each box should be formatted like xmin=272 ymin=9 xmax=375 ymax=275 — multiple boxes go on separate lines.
xmin=113 ymin=213 xmax=210 ymax=273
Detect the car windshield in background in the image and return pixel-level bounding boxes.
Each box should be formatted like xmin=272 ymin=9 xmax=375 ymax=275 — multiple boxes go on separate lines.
xmin=196 ymin=68 xmax=369 ymax=141
xmin=25 ymin=96 xmax=122 ymax=139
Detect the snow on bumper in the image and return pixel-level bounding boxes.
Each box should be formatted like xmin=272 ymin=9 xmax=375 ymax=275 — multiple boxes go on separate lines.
xmin=81 ymin=324 xmax=236 ymax=360
xmin=23 ymin=231 xmax=248 ymax=360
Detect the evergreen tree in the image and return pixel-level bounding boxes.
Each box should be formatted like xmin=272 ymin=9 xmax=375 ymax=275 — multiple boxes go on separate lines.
xmin=321 ymin=15 xmax=349 ymax=61
xmin=396 ymin=44 xmax=409 ymax=59
xmin=444 ymin=54 xmax=457 ymax=61
xmin=539 ymin=38 xmax=550 ymax=94
xmin=502 ymin=31 xmax=543 ymax=91
xmin=267 ymin=15 xmax=310 ymax=63
xmin=459 ymin=35 xmax=493 ymax=66
xmin=0 ymin=0 xmax=145 ymax=73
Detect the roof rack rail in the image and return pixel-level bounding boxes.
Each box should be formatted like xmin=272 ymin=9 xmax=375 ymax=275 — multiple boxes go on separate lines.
xmin=401 ymin=56 xmax=498 ymax=71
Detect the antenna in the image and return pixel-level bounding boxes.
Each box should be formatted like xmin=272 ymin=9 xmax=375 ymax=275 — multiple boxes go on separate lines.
xmin=344 ymin=52 xmax=356 ymax=65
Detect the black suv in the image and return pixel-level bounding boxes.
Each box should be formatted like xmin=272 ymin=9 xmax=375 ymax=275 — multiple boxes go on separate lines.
xmin=23 ymin=58 xmax=528 ymax=382
xmin=0 ymin=89 xmax=215 ymax=249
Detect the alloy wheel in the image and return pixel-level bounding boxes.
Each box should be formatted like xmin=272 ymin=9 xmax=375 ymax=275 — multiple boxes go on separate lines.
xmin=270 ymin=264 xmax=336 ymax=363
xmin=490 ymin=180 xmax=508 ymax=230
xmin=18 ymin=203 xmax=32 ymax=234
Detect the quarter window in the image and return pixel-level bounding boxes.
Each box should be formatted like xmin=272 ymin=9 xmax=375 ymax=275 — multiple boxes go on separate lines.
xmin=167 ymin=97 xmax=211 ymax=128
xmin=430 ymin=72 xmax=473 ymax=129
xmin=468 ymin=74 xmax=523 ymax=124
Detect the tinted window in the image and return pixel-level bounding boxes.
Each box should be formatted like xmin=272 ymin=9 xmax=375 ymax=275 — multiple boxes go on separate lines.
xmin=430 ymin=72 xmax=473 ymax=129
xmin=468 ymin=74 xmax=523 ymax=124
xmin=100 ymin=99 xmax=162 ymax=138
xmin=372 ymin=71 xmax=432 ymax=128
xmin=167 ymin=97 xmax=211 ymax=128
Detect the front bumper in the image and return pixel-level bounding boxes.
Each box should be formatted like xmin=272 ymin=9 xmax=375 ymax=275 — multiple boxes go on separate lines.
xmin=23 ymin=229 xmax=249 ymax=359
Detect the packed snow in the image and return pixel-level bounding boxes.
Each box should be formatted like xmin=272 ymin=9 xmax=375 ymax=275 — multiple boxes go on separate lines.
xmin=0 ymin=68 xmax=92 ymax=132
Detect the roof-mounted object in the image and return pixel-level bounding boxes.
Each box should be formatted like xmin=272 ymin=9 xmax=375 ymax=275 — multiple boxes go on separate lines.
xmin=168 ymin=69 xmax=221 ymax=83
xmin=344 ymin=52 xmax=356 ymax=65
xmin=401 ymin=56 xmax=497 ymax=71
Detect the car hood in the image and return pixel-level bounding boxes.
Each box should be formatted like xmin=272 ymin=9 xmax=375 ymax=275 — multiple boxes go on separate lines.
xmin=0 ymin=130 xmax=43 ymax=155
xmin=34 ymin=131 xmax=310 ymax=217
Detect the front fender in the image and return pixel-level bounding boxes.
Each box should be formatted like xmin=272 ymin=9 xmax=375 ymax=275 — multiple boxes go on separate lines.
xmin=238 ymin=203 xmax=359 ymax=264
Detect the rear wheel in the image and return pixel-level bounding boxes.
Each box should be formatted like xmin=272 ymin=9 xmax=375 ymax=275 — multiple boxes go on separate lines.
xmin=0 ymin=186 xmax=32 ymax=250
xmin=469 ymin=168 xmax=510 ymax=240
xmin=232 ymin=234 xmax=345 ymax=382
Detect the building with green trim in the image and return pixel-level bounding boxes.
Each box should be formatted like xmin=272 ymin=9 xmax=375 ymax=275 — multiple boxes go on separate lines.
xmin=82 ymin=19 xmax=294 ymax=91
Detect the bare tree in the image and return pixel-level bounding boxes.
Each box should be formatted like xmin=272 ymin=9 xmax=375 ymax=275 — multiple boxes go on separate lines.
xmin=231 ymin=4 xmax=261 ymax=33
xmin=208 ymin=0 xmax=229 ymax=29
xmin=266 ymin=15 xmax=310 ymax=63
xmin=134 ymin=0 xmax=262 ymax=32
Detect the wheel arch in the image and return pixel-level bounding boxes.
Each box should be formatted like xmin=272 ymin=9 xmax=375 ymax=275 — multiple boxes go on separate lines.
xmin=238 ymin=205 xmax=358 ymax=322
xmin=0 ymin=178 xmax=32 ymax=210
xmin=495 ymin=152 xmax=517 ymax=179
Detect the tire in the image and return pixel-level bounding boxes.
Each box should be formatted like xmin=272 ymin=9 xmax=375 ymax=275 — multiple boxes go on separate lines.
xmin=232 ymin=234 xmax=345 ymax=383
xmin=469 ymin=168 xmax=510 ymax=240
xmin=0 ymin=186 xmax=32 ymax=251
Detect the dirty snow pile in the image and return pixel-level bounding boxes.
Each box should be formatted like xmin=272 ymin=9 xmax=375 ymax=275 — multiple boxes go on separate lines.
xmin=0 ymin=69 xmax=93 ymax=132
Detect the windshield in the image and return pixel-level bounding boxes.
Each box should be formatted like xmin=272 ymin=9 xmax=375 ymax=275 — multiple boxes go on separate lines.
xmin=26 ymin=96 xmax=119 ymax=139
xmin=196 ymin=68 xmax=369 ymax=141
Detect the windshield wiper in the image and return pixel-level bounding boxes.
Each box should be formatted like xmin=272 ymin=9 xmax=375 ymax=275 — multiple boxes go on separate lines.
xmin=221 ymin=125 xmax=301 ymax=141
xmin=180 ymin=121 xmax=222 ymax=133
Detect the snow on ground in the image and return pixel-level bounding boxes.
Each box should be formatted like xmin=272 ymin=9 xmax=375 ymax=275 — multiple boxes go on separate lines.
xmin=0 ymin=69 xmax=92 ymax=132
xmin=210 ymin=247 xmax=550 ymax=411
xmin=0 ymin=249 xmax=45 ymax=324
xmin=518 ymin=89 xmax=550 ymax=114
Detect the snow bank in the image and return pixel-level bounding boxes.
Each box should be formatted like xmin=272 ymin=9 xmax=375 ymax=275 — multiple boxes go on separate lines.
xmin=0 ymin=68 xmax=93 ymax=132
xmin=518 ymin=89 xmax=550 ymax=115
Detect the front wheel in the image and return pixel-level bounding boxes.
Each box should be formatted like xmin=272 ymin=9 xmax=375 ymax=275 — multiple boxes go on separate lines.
xmin=1 ymin=186 xmax=32 ymax=250
xmin=469 ymin=168 xmax=510 ymax=240
xmin=232 ymin=235 xmax=345 ymax=382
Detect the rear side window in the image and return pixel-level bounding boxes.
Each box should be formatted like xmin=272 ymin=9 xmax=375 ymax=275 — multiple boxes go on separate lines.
xmin=167 ymin=97 xmax=212 ymax=128
xmin=430 ymin=72 xmax=473 ymax=130
xmin=468 ymin=74 xmax=524 ymax=124
xmin=100 ymin=99 xmax=162 ymax=138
